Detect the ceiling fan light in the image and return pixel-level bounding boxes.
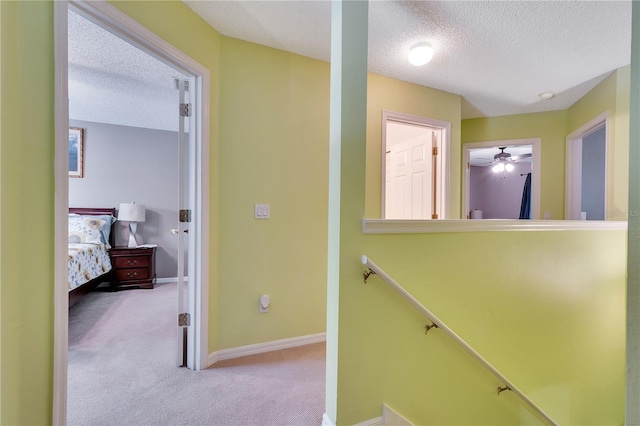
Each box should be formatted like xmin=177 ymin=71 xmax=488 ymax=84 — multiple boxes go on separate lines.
xmin=408 ymin=43 xmax=434 ymax=66
xmin=505 ymin=163 xmax=515 ymax=172
xmin=492 ymin=163 xmax=504 ymax=173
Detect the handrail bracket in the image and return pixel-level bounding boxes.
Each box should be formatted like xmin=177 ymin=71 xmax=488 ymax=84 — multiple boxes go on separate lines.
xmin=497 ymin=385 xmax=512 ymax=395
xmin=363 ymin=269 xmax=376 ymax=283
xmin=425 ymin=322 xmax=439 ymax=334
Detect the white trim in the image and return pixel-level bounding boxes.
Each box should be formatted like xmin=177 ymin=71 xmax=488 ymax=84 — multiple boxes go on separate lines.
xmin=322 ymin=413 xmax=336 ymax=426
xmin=53 ymin=3 xmax=70 ymax=425
xmin=55 ymin=0 xmax=211 ymax=422
xmin=383 ymin=404 xmax=413 ymax=426
xmin=381 ymin=110 xmax=451 ymax=219
xmin=155 ymin=277 xmax=189 ymax=284
xmin=565 ymin=111 xmax=610 ymax=220
xmin=207 ymin=333 xmax=326 ymax=367
xmin=462 ymin=138 xmax=541 ymax=220
xmin=363 ymin=218 xmax=627 ymax=234
xmin=353 ymin=417 xmax=384 ymax=426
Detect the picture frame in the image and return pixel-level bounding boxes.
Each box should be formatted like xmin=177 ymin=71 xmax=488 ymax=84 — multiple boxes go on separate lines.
xmin=69 ymin=127 xmax=84 ymax=178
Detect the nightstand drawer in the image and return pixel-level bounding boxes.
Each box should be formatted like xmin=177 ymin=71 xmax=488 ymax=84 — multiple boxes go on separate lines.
xmin=115 ymin=268 xmax=150 ymax=281
xmin=114 ymin=256 xmax=149 ymax=269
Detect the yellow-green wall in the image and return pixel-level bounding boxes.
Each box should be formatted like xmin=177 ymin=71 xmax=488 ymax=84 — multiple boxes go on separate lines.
xmin=462 ymin=111 xmax=568 ymax=219
xmin=1 ymin=2 xmax=55 ymax=424
xmin=339 ymin=230 xmax=626 ymax=425
xmin=567 ymin=67 xmax=631 ymax=219
xmin=217 ymin=37 xmax=329 ymax=348
xmin=366 ymin=74 xmax=462 ymax=218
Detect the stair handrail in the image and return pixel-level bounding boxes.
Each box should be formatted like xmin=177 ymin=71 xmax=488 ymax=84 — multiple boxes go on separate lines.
xmin=361 ymin=255 xmax=557 ymax=426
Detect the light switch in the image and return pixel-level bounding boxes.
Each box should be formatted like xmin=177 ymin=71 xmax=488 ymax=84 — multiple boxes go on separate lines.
xmin=254 ymin=204 xmax=270 ymax=219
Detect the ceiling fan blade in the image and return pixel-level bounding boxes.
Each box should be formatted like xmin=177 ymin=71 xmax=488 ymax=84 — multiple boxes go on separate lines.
xmin=511 ymin=153 xmax=532 ymax=162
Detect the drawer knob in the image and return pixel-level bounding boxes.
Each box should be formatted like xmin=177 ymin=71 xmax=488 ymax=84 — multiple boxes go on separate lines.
xmin=127 ymin=272 xmax=138 ymax=278
xmin=127 ymin=260 xmax=138 ymax=265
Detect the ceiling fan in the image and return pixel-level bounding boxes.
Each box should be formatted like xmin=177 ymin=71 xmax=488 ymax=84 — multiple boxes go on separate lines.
xmin=477 ymin=147 xmax=532 ymax=173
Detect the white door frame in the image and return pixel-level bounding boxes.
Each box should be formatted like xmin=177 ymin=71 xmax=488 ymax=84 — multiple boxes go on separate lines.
xmin=565 ymin=112 xmax=609 ymax=220
xmin=462 ymin=138 xmax=541 ymax=219
xmin=53 ymin=1 xmax=210 ymax=424
xmin=381 ymin=110 xmax=451 ymax=219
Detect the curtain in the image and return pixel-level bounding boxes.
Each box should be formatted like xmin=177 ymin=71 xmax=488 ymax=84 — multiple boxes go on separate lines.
xmin=519 ymin=173 xmax=532 ymax=219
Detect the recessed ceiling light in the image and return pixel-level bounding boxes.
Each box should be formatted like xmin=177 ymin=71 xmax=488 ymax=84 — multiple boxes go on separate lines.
xmin=538 ymin=91 xmax=555 ymax=100
xmin=408 ymin=42 xmax=434 ymax=66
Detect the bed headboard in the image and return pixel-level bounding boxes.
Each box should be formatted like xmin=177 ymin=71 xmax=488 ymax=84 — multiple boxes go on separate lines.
xmin=69 ymin=207 xmax=117 ymax=247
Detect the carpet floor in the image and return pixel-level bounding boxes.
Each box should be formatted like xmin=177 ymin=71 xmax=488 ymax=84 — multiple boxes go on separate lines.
xmin=67 ymin=282 xmax=326 ymax=426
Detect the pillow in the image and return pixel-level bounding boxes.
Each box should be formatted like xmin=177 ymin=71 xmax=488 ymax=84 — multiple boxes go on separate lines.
xmin=93 ymin=215 xmax=117 ymax=247
xmin=68 ymin=216 xmax=107 ymax=245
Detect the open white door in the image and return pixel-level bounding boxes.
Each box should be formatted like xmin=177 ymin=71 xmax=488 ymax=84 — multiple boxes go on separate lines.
xmin=176 ymin=78 xmax=191 ymax=367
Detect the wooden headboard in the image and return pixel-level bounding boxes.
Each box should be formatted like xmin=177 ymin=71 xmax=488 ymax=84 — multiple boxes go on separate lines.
xmin=69 ymin=207 xmax=117 ymax=247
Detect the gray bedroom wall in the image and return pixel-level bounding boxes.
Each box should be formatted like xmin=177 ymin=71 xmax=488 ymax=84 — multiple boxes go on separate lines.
xmin=581 ymin=126 xmax=606 ymax=220
xmin=69 ymin=119 xmax=180 ymax=278
xmin=469 ymin=161 xmax=532 ymax=219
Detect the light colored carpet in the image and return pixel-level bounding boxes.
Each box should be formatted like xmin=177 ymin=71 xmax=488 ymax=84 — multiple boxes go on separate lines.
xmin=68 ymin=282 xmax=326 ymax=426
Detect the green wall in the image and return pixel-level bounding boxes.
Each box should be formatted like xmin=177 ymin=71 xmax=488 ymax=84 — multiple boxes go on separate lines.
xmin=339 ymin=230 xmax=626 ymax=425
xmin=462 ymin=111 xmax=568 ymax=220
xmin=217 ymin=37 xmax=329 ymax=349
xmin=1 ymin=2 xmax=55 ymax=424
xmin=366 ymin=73 xmax=462 ymax=218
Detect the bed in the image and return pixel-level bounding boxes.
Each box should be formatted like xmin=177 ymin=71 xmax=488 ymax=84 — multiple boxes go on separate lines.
xmin=68 ymin=207 xmax=117 ymax=307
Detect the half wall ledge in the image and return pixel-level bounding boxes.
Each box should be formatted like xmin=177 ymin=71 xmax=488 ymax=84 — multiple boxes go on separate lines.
xmin=362 ymin=219 xmax=628 ymax=234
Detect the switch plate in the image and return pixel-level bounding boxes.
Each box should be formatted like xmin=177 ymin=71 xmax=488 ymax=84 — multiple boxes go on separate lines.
xmin=254 ymin=204 xmax=270 ymax=219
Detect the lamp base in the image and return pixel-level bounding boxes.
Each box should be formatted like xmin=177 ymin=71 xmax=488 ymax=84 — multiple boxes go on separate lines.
xmin=128 ymin=222 xmax=138 ymax=248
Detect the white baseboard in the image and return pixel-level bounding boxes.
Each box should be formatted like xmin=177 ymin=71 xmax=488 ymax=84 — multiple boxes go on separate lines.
xmin=322 ymin=413 xmax=336 ymax=426
xmin=354 ymin=417 xmax=384 ymax=426
xmin=207 ymin=332 xmax=326 ymax=367
xmin=155 ymin=277 xmax=188 ymax=284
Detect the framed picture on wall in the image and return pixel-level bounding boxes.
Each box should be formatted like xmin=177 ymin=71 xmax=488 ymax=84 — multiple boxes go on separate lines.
xmin=69 ymin=127 xmax=84 ymax=178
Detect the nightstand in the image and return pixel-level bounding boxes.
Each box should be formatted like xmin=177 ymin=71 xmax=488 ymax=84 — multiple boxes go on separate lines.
xmin=109 ymin=246 xmax=156 ymax=289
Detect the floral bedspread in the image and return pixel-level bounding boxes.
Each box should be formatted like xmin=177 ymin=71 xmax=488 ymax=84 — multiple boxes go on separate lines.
xmin=68 ymin=243 xmax=112 ymax=291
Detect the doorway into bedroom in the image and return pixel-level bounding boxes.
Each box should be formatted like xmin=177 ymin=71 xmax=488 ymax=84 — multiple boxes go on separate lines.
xmin=58 ymin=3 xmax=209 ymax=424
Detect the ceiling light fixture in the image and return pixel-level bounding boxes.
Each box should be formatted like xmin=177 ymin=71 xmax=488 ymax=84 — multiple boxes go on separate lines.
xmin=538 ymin=91 xmax=555 ymax=100
xmin=408 ymin=42 xmax=434 ymax=66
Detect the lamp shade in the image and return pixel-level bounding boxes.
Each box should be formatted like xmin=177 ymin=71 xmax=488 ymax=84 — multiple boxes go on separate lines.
xmin=118 ymin=203 xmax=146 ymax=222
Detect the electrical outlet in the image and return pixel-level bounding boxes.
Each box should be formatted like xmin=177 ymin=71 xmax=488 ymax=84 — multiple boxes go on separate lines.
xmin=544 ymin=211 xmax=551 ymax=220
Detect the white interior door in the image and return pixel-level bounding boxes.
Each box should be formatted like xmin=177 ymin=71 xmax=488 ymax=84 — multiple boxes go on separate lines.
xmin=176 ymin=79 xmax=190 ymax=367
xmin=385 ymin=131 xmax=433 ymax=219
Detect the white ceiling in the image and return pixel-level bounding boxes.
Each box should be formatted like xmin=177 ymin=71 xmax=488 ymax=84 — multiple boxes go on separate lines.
xmin=469 ymin=145 xmax=532 ymax=167
xmin=184 ymin=0 xmax=632 ymax=119
xmin=69 ymin=1 xmax=632 ymax=132
xmin=68 ymin=10 xmax=186 ymax=132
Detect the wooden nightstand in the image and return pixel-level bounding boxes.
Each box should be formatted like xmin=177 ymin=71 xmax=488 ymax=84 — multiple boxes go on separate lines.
xmin=109 ymin=246 xmax=156 ymax=289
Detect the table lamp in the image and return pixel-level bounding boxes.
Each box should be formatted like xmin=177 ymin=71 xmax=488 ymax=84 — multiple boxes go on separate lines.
xmin=118 ymin=202 xmax=146 ymax=248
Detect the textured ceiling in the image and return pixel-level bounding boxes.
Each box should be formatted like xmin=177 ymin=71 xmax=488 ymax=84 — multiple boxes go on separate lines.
xmin=69 ymin=1 xmax=632 ymax=131
xmin=68 ymin=10 xmax=186 ymax=132
xmin=184 ymin=0 xmax=632 ymax=119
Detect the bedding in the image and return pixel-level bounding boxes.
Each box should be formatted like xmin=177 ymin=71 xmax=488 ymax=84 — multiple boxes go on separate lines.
xmin=67 ymin=210 xmax=117 ymax=300
xmin=68 ymin=242 xmax=112 ymax=291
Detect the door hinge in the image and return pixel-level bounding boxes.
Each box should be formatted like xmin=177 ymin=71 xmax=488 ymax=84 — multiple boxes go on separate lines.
xmin=178 ymin=313 xmax=191 ymax=327
xmin=180 ymin=103 xmax=192 ymax=117
xmin=179 ymin=209 xmax=192 ymax=223
xmin=432 ymin=213 xmax=439 ymax=219
xmin=432 ymin=147 xmax=438 ymax=156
